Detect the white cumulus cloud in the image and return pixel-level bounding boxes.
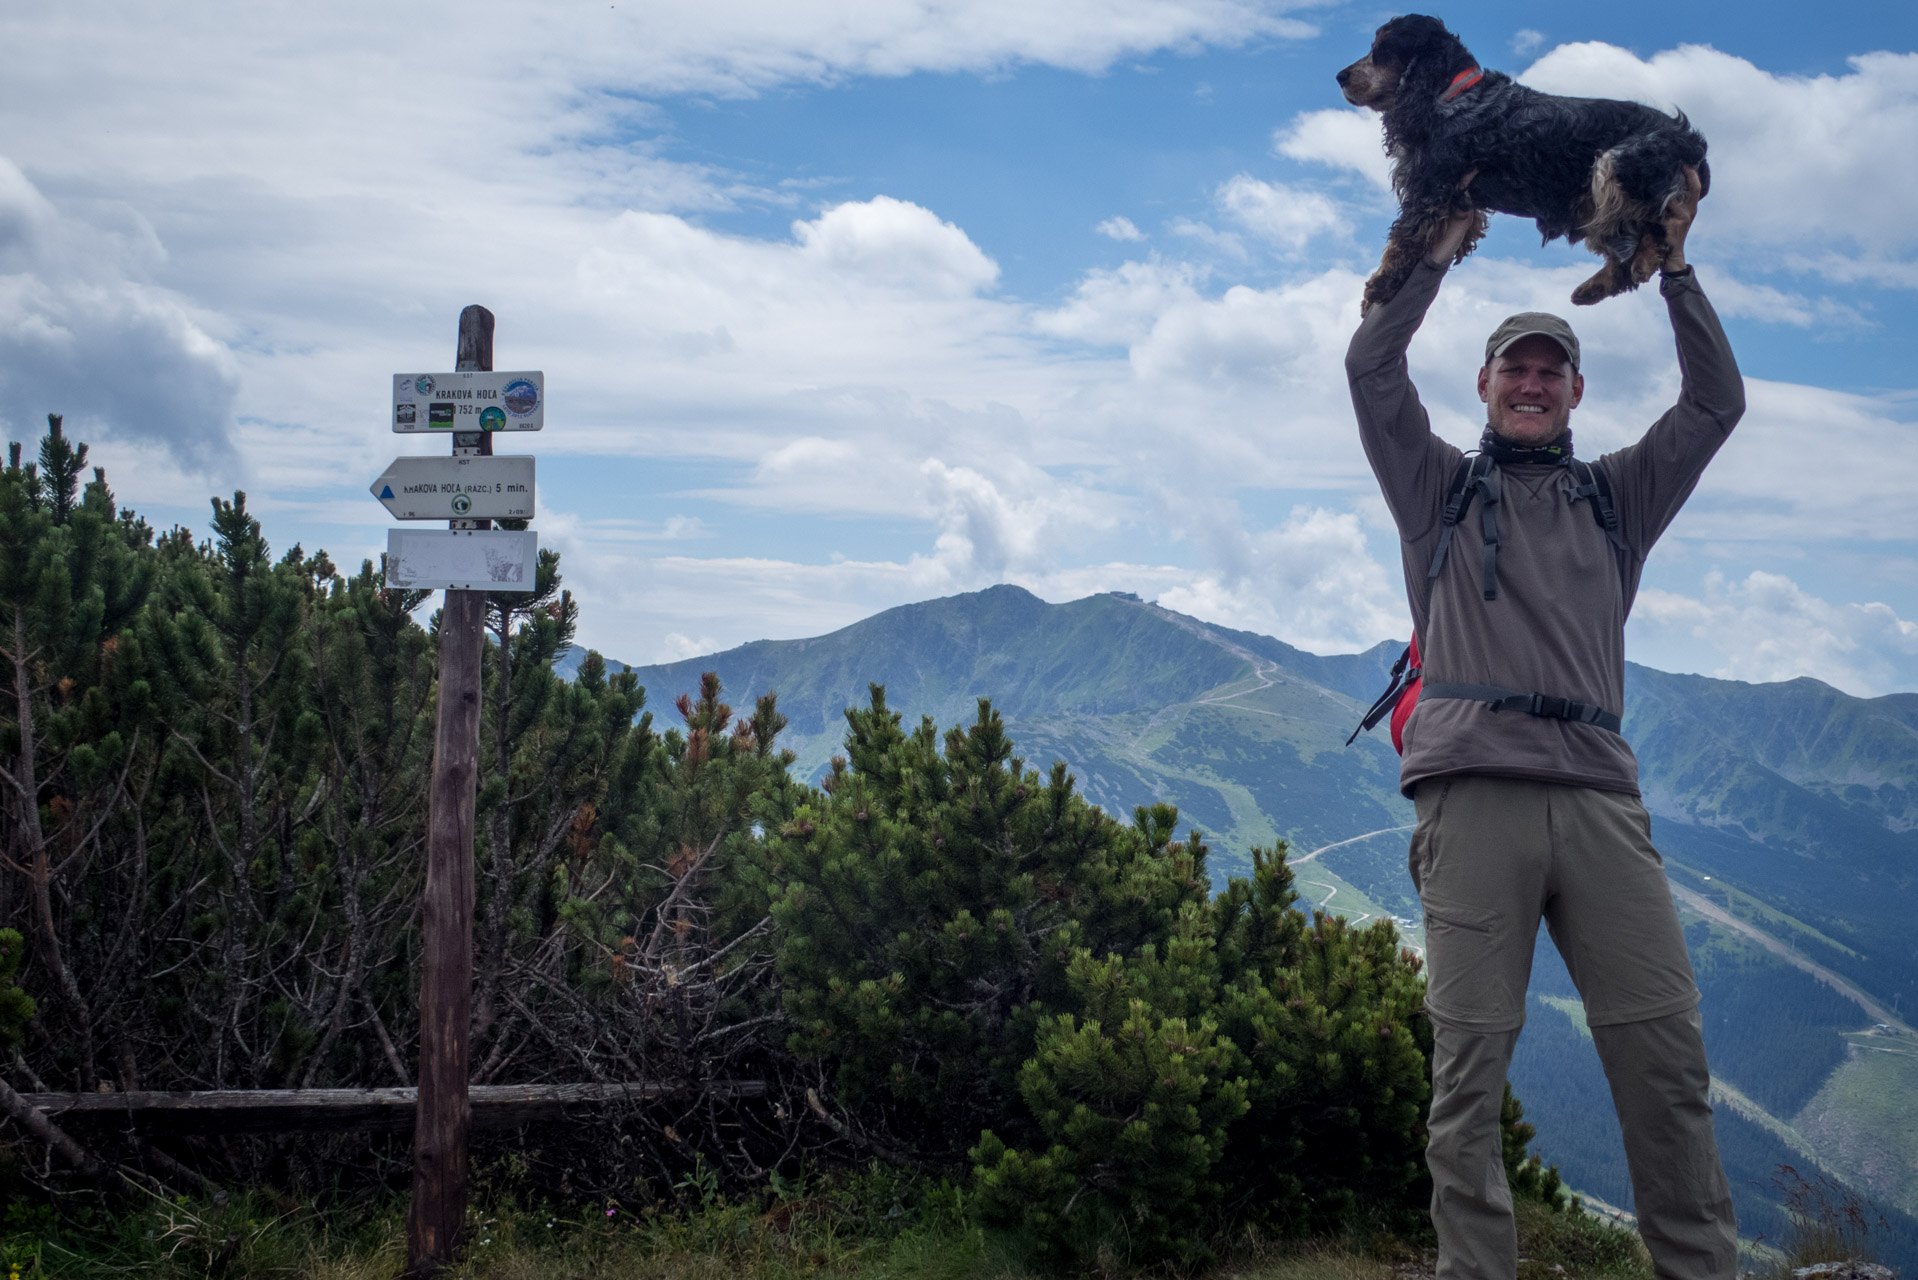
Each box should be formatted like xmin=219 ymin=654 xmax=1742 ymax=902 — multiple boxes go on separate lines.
xmin=1521 ymin=43 xmax=1918 ymax=281
xmin=1155 ymin=505 xmax=1404 ymax=653
xmin=793 ymin=196 xmax=999 ymax=295
xmin=1273 ymin=108 xmax=1394 ymax=193
xmin=1215 ymin=175 xmax=1351 ymax=254
xmin=1634 ymin=571 xmax=1918 ymax=698
xmin=1034 ymin=259 xmax=1205 ymax=347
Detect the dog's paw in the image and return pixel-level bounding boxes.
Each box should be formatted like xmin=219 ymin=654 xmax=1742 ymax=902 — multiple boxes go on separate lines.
xmin=1571 ymin=258 xmax=1627 ymax=306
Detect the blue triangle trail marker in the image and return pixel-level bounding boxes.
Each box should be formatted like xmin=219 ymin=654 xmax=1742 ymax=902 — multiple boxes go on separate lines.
xmin=372 ymin=455 xmax=533 ymax=520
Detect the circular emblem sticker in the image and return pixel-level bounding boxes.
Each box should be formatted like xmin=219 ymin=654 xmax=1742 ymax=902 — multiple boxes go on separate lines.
xmin=478 ymin=406 xmax=506 ymax=431
xmin=414 ymin=375 xmax=436 ymax=396
xmin=451 ymin=493 xmax=472 ymax=515
xmin=502 ymin=379 xmax=539 ymax=418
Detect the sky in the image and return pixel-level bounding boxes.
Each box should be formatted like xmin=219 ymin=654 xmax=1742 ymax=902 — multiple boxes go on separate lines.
xmin=5 ymin=0 xmax=1918 ymax=696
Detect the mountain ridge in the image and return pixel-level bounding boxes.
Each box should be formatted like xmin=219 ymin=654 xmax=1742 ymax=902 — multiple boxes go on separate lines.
xmin=570 ymin=585 xmax=1915 ymax=999
xmin=562 ymin=583 xmax=1918 ymax=1263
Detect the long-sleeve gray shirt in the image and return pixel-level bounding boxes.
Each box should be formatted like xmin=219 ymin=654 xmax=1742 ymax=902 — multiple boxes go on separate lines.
xmin=1346 ymin=260 xmax=1745 ymax=797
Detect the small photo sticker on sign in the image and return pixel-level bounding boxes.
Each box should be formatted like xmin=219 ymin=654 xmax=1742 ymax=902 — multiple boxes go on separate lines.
xmin=503 ymin=379 xmax=539 ymax=417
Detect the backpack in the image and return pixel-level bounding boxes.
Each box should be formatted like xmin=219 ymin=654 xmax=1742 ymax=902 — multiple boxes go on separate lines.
xmin=1345 ymin=450 xmax=1629 ymax=754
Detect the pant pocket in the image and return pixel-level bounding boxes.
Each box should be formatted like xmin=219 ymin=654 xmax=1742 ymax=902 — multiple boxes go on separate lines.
xmin=1420 ymin=890 xmax=1524 ymax=1030
xmin=1420 ymin=889 xmax=1500 ymax=934
xmin=1409 ymin=780 xmax=1454 ymax=894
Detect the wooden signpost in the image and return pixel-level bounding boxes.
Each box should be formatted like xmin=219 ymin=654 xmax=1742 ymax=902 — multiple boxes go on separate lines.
xmin=398 ymin=306 xmax=540 ymax=1277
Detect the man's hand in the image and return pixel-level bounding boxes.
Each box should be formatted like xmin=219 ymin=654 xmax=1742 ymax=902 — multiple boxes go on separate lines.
xmin=1661 ymin=165 xmax=1704 ymax=272
xmin=1424 ymin=169 xmax=1480 ymax=268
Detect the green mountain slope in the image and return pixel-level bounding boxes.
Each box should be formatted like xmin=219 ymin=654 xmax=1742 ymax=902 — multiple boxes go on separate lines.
xmin=1625 ymin=665 xmax=1918 ymax=1020
xmin=1629 ymin=666 xmax=1918 ymax=835
xmin=600 ymin=585 xmax=1415 ymax=874
xmin=587 ymin=587 xmax=1917 ymax=987
xmin=573 ymin=584 xmax=1918 ymax=1266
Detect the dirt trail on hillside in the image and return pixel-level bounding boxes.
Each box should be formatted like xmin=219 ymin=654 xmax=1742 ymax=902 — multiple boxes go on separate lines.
xmin=1669 ymin=882 xmax=1912 ymax=1034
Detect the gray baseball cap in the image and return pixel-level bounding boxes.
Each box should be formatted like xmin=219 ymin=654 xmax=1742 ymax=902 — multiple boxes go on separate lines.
xmin=1485 ymin=312 xmax=1580 ymax=370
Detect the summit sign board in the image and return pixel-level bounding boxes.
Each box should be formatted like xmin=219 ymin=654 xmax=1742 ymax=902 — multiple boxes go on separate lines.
xmin=393 ymin=370 xmax=544 ymax=432
xmin=371 ymin=456 xmax=535 ymax=520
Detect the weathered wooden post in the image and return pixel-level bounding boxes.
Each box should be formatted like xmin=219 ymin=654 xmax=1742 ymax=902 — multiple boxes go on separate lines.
xmin=377 ymin=307 xmax=541 ymax=1276
xmin=406 ymin=305 xmax=490 ymax=1276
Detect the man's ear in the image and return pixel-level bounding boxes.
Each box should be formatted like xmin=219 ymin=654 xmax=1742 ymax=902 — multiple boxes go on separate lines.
xmin=1570 ymin=371 xmax=1585 ymax=409
xmin=1477 ymin=364 xmax=1491 ymax=404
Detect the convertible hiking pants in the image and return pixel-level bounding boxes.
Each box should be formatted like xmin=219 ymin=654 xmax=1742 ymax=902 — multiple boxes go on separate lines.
xmin=1410 ymin=776 xmax=1737 ymax=1280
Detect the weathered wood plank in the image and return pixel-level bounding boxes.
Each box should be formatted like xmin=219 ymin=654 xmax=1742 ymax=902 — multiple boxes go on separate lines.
xmin=22 ymin=1082 xmax=767 ymax=1135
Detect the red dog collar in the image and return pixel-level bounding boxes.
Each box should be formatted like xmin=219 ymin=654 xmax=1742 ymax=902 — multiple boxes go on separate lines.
xmin=1440 ymin=65 xmax=1484 ymax=102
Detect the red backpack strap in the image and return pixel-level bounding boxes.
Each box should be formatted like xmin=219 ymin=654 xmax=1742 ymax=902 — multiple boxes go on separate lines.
xmin=1390 ymin=634 xmax=1424 ymax=754
xmin=1346 ymin=634 xmax=1424 ymax=752
xmin=1345 ymin=640 xmax=1417 ymax=746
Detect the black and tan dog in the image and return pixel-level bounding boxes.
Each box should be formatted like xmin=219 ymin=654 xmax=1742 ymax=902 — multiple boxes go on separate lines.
xmin=1338 ymin=14 xmax=1708 ymax=312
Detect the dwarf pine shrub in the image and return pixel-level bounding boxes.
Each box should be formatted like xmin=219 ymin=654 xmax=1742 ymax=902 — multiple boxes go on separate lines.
xmin=773 ymin=689 xmax=1433 ymax=1265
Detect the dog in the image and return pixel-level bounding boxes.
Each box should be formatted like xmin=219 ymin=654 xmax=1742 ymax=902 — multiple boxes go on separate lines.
xmin=1337 ymin=14 xmax=1709 ymax=312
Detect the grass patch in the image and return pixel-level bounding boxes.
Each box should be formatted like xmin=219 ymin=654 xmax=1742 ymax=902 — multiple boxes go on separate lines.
xmin=1514 ymin=1198 xmax=1652 ymax=1280
xmin=0 ymin=1174 xmax=1659 ymax=1280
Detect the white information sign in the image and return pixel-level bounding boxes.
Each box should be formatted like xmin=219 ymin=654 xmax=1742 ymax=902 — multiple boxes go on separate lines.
xmin=386 ymin=530 xmax=538 ymax=592
xmin=392 ymin=370 xmax=544 ymax=433
xmin=371 ymin=456 xmax=535 ymax=520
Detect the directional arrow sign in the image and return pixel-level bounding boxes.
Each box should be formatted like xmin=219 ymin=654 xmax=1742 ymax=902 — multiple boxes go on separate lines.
xmin=386 ymin=529 xmax=538 ymax=592
xmin=370 ymin=456 xmax=535 ymax=520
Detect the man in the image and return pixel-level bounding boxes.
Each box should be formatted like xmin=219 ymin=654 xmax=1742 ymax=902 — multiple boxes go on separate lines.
xmin=1345 ymin=170 xmax=1741 ymax=1280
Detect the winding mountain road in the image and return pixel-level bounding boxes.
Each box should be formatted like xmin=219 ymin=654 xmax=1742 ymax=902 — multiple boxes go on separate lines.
xmin=1292 ymin=824 xmax=1417 ymax=865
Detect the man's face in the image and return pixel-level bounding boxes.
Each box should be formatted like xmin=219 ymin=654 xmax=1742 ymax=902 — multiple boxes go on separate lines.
xmin=1477 ymin=334 xmax=1584 ymax=445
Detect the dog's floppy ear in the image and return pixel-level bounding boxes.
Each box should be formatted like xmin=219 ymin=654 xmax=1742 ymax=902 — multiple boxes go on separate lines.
xmin=1371 ymin=13 xmax=1472 ymax=92
xmin=1372 ymin=13 xmax=1456 ymax=67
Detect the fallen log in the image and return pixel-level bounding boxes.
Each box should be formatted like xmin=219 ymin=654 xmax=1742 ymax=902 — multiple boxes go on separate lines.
xmin=16 ymin=1081 xmax=768 ymax=1136
xmin=1 ymin=1077 xmax=104 ymax=1173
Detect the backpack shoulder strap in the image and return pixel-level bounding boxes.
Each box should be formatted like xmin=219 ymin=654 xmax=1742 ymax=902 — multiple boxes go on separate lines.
xmin=1428 ymin=452 xmax=1501 ymax=599
xmin=1567 ymin=458 xmax=1630 ymax=564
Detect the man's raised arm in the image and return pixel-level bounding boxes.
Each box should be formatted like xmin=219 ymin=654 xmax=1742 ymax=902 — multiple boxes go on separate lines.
xmin=1346 ymin=212 xmax=1475 ymax=542
xmin=1599 ymin=168 xmax=1747 ymax=556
